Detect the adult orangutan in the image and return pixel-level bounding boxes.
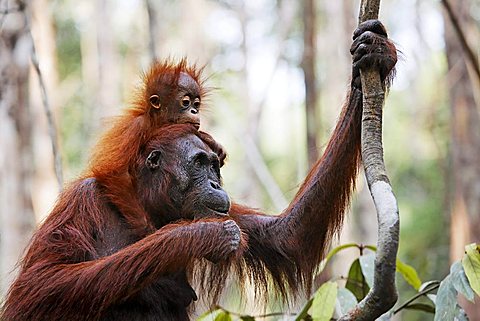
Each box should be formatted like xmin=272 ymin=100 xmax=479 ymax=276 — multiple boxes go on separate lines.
xmin=88 ymin=58 xmax=226 ymax=236
xmin=2 ymin=20 xmax=397 ymax=321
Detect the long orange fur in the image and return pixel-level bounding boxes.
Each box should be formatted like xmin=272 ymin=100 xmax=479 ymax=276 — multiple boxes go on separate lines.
xmin=2 ymin=25 xmax=397 ymax=320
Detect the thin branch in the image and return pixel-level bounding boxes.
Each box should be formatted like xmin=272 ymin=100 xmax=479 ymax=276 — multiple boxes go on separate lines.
xmin=441 ymin=0 xmax=480 ymax=83
xmin=213 ymin=305 xmax=296 ymax=319
xmin=145 ymin=0 xmax=159 ymax=61
xmin=24 ymin=7 xmax=64 ymax=190
xmin=393 ymin=282 xmax=440 ymax=315
xmin=339 ymin=0 xmax=400 ymax=319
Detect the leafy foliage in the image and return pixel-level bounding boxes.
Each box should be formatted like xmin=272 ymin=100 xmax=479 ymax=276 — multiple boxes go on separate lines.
xmin=463 ymin=243 xmax=480 ymax=297
xmin=309 ymin=281 xmax=337 ymax=321
xmin=198 ymin=243 xmax=479 ymax=321
xmin=345 ymin=258 xmax=370 ymax=302
xmin=397 ymin=259 xmax=422 ymax=290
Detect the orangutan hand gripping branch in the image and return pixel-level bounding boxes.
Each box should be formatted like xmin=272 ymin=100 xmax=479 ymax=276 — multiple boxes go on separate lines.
xmin=2 ymin=20 xmax=397 ymax=321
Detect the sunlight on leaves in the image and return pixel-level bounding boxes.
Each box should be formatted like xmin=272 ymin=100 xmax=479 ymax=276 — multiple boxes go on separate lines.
xmin=309 ymin=281 xmax=337 ymax=321
xmin=396 ymin=259 xmax=422 ymax=290
xmin=316 ymin=243 xmax=359 ymax=275
xmin=462 ymin=243 xmax=480 ymax=297
xmin=214 ymin=311 xmax=232 ymax=321
xmin=295 ymin=298 xmax=313 ymax=321
xmin=197 ymin=309 xmax=223 ymax=321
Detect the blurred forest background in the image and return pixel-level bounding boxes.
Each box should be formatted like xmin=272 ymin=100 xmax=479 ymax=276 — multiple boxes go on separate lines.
xmin=1 ymin=0 xmax=479 ymax=319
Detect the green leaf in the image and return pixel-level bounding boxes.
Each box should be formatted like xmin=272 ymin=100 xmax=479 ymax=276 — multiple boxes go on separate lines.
xmin=336 ymin=288 xmax=357 ymax=315
xmin=309 ymin=281 xmax=338 ymax=321
xmin=462 ymin=243 xmax=480 ymax=296
xmin=197 ymin=309 xmax=222 ymax=321
xmin=240 ymin=316 xmax=255 ymax=321
xmin=434 ymin=275 xmax=457 ymax=321
xmin=295 ymin=298 xmax=313 ymax=321
xmin=396 ymin=259 xmax=422 ymax=290
xmin=346 ymin=259 xmax=370 ymax=301
xmin=317 ymin=243 xmax=359 ymax=275
xmin=450 ymin=261 xmax=475 ymax=302
xmin=359 ymin=254 xmax=375 ymax=288
xmin=404 ymin=303 xmax=435 ymax=314
xmin=214 ymin=311 xmax=232 ymax=321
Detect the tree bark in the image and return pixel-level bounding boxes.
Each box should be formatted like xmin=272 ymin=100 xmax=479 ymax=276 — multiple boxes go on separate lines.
xmin=30 ymin=0 xmax=62 ymax=221
xmin=0 ymin=0 xmax=36 ymax=296
xmin=444 ymin=0 xmax=480 ymax=318
xmin=95 ymin=0 xmax=120 ymax=123
xmin=339 ymin=0 xmax=400 ymax=319
xmin=145 ymin=0 xmax=159 ymax=61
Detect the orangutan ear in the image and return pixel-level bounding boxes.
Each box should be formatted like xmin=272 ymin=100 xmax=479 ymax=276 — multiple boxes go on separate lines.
xmin=146 ymin=150 xmax=162 ymax=170
xmin=149 ymin=95 xmax=161 ymax=109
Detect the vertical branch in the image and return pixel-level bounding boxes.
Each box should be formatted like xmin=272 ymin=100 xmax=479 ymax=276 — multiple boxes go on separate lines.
xmin=20 ymin=0 xmax=64 ymax=190
xmin=444 ymin=0 xmax=480 ymax=317
xmin=441 ymin=0 xmax=480 ymax=83
xmin=301 ymin=0 xmax=319 ymax=169
xmin=0 ymin=0 xmax=36 ymax=295
xmin=145 ymin=0 xmax=159 ymax=61
xmin=339 ymin=0 xmax=400 ymax=319
xmin=94 ymin=0 xmax=120 ymax=122
xmin=30 ymin=41 xmax=64 ymax=190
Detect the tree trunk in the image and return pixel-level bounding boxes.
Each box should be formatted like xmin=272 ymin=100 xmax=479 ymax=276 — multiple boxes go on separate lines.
xmin=95 ymin=0 xmax=120 ymax=122
xmin=30 ymin=0 xmax=62 ymax=221
xmin=444 ymin=0 xmax=480 ymax=318
xmin=0 ymin=0 xmax=36 ymax=296
xmin=302 ymin=0 xmax=319 ymax=169
xmin=145 ymin=0 xmax=160 ymax=61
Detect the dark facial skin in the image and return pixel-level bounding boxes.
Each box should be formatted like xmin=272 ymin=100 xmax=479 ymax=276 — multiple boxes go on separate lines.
xmin=144 ymin=134 xmax=230 ymax=224
xmin=149 ymin=72 xmax=202 ymax=129
xmin=175 ymin=72 xmax=202 ymax=128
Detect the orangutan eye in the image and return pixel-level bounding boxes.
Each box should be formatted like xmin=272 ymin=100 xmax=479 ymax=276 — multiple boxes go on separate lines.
xmin=193 ymin=152 xmax=208 ymax=168
xmin=193 ymin=98 xmax=200 ymax=108
xmin=194 ymin=159 xmax=202 ymax=168
xmin=181 ymin=96 xmax=191 ymax=108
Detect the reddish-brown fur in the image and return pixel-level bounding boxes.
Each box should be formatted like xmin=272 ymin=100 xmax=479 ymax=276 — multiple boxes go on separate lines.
xmin=87 ymin=59 xmax=222 ymax=236
xmin=3 ymin=125 xmax=239 ymax=321
xmin=2 ymin=20 xmax=397 ymax=321
xmin=1 ymin=89 xmax=364 ymax=320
